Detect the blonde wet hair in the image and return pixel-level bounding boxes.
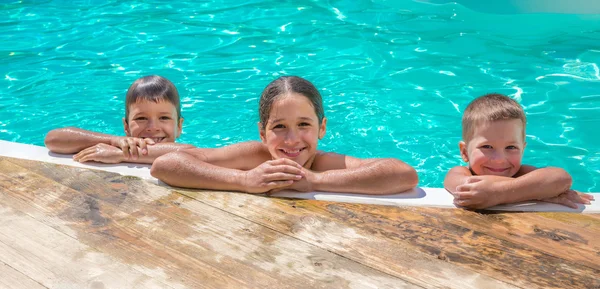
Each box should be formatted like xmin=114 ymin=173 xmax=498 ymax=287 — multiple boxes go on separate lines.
xmin=462 ymin=93 xmax=526 ymax=142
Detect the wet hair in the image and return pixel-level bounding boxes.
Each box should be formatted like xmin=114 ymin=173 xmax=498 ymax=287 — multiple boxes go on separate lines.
xmin=258 ymin=76 xmax=324 ymax=129
xmin=125 ymin=75 xmax=181 ymax=123
xmin=462 ymin=93 xmax=526 ymax=142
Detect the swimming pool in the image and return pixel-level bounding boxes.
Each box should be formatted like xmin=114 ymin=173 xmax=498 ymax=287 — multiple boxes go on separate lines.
xmin=1 ymin=0 xmax=599 ymax=192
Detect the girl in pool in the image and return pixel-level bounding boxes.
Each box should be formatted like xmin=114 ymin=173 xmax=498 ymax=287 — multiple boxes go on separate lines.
xmin=151 ymin=76 xmax=418 ymax=194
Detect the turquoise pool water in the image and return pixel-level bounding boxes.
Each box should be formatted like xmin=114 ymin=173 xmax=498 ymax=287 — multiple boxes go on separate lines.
xmin=1 ymin=0 xmax=599 ymax=192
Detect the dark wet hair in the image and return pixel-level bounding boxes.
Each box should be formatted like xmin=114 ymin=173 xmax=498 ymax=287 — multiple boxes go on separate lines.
xmin=258 ymin=76 xmax=324 ymax=129
xmin=125 ymin=75 xmax=181 ymax=123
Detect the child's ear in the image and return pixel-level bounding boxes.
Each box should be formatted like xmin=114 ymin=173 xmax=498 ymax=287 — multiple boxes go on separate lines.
xmin=318 ymin=117 xmax=327 ymax=140
xmin=176 ymin=118 xmax=184 ymax=138
xmin=258 ymin=122 xmax=266 ymax=143
xmin=459 ymin=141 xmax=469 ymax=163
xmin=122 ymin=117 xmax=130 ymax=136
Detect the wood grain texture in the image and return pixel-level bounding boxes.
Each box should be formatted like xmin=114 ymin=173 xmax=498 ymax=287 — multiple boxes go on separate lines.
xmin=0 ymin=157 xmax=422 ymax=289
xmin=172 ymin=186 xmax=600 ymax=289
xmin=0 ymin=260 xmax=47 ymax=289
xmin=3 ymin=156 xmax=599 ymax=289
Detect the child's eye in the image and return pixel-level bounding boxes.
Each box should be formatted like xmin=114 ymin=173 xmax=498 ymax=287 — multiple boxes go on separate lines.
xmin=160 ymin=116 xmax=172 ymax=120
xmin=299 ymin=122 xmax=311 ymax=127
xmin=480 ymin=145 xmax=493 ymax=149
xmin=273 ymin=124 xmax=285 ymax=129
xmin=506 ymin=145 xmax=518 ymax=150
xmin=134 ymin=117 xmax=147 ymax=121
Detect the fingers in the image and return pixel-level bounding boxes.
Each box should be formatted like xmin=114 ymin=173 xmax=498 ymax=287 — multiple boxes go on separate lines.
xmin=563 ymin=190 xmax=592 ymax=205
xmin=263 ymin=172 xmax=303 ymax=182
xmin=569 ymin=193 xmax=592 ymax=205
xmin=465 ymin=176 xmax=482 ymax=184
xmin=559 ymin=198 xmax=578 ymax=209
xmin=266 ymin=164 xmax=304 ymax=176
xmin=265 ymin=180 xmax=294 ymax=188
xmin=251 ymin=180 xmax=294 ymax=194
xmin=453 ymin=198 xmax=473 ymax=207
xmin=267 ymin=158 xmax=302 ymax=168
xmin=118 ymin=139 xmax=131 ymax=160
xmin=546 ymin=195 xmax=578 ymax=209
xmin=577 ymin=192 xmax=595 ymax=201
xmin=73 ymin=147 xmax=95 ymax=163
xmin=127 ymin=138 xmax=140 ymax=160
xmin=136 ymin=139 xmax=148 ymax=156
xmin=455 ymin=184 xmax=472 ymax=193
xmin=75 ymin=150 xmax=98 ymax=163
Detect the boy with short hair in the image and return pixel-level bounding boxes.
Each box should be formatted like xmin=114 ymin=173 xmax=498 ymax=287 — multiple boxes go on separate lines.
xmin=444 ymin=93 xmax=594 ymax=209
xmin=45 ymin=75 xmax=193 ymax=164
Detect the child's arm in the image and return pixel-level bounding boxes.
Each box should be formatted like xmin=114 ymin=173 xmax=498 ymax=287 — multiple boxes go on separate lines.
xmin=72 ymin=142 xmax=195 ymax=164
xmin=285 ymin=153 xmax=418 ymax=195
xmin=443 ymin=166 xmax=473 ymax=194
xmin=150 ymin=142 xmax=304 ymax=193
xmin=445 ymin=165 xmax=576 ymax=209
xmin=45 ymin=127 xmax=125 ymax=154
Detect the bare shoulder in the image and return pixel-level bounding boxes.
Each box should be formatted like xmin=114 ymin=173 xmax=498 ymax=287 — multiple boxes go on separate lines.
xmin=443 ymin=166 xmax=473 ymax=192
xmin=311 ymin=151 xmax=369 ymax=171
xmin=448 ymin=166 xmax=473 ymax=175
xmin=514 ymin=164 xmax=537 ymax=177
xmin=446 ymin=166 xmax=472 ymax=177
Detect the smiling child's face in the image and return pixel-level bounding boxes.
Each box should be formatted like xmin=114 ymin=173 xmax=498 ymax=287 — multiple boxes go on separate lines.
xmin=260 ymin=93 xmax=327 ymax=168
xmin=123 ymin=99 xmax=182 ymax=143
xmin=460 ymin=119 xmax=525 ymax=177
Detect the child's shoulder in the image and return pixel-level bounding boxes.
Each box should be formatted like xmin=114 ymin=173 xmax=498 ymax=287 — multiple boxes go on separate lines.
xmin=446 ymin=166 xmax=472 ymax=176
xmin=514 ymin=165 xmax=537 ymax=177
xmin=312 ymin=150 xmax=363 ymax=171
xmin=219 ymin=141 xmax=270 ymax=159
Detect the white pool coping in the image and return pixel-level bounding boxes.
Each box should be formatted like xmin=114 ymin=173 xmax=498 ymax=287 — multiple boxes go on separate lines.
xmin=1 ymin=139 xmax=598 ymax=213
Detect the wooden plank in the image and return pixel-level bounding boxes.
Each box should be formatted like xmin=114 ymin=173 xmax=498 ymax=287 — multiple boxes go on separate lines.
xmin=171 ymin=188 xmax=600 ymax=289
xmin=3 ymin=157 xmax=517 ymax=289
xmin=0 ymin=158 xmax=424 ymax=289
xmin=0 ymin=205 xmax=181 ymax=289
xmin=427 ymin=210 xmax=600 ymax=269
xmin=0 ymin=260 xmax=47 ymax=289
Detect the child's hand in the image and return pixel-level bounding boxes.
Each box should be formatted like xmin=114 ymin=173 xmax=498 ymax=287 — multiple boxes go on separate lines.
xmin=73 ymin=143 xmax=126 ymax=164
xmin=540 ymin=189 xmax=595 ymax=209
xmin=112 ymin=137 xmax=155 ymax=160
xmin=453 ymin=176 xmax=504 ymax=209
xmin=242 ymin=158 xmax=304 ymax=194
xmin=269 ymin=168 xmax=318 ymax=194
xmin=286 ymin=168 xmax=317 ymax=192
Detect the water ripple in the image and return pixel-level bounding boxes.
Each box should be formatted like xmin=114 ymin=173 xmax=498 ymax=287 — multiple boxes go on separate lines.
xmin=1 ymin=0 xmax=599 ymax=191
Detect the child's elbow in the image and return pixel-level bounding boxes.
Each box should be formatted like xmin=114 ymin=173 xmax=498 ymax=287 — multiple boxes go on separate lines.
xmin=44 ymin=127 xmax=76 ymax=153
xmin=44 ymin=130 xmax=62 ymax=152
xmin=150 ymin=154 xmax=172 ymax=180
xmin=553 ymin=168 xmax=573 ymax=191
xmin=390 ymin=159 xmax=419 ymax=192
xmin=405 ymin=166 xmax=419 ymax=189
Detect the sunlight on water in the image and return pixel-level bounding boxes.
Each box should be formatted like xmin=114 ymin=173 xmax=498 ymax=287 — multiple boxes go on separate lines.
xmin=0 ymin=0 xmax=599 ymax=191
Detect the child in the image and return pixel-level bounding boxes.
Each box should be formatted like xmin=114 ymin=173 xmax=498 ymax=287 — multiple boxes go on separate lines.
xmin=150 ymin=76 xmax=418 ymax=195
xmin=444 ymin=93 xmax=594 ymax=209
xmin=45 ymin=75 xmax=193 ymax=164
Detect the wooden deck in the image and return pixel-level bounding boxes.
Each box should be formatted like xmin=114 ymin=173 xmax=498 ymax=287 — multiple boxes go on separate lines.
xmin=1 ymin=155 xmax=599 ymax=289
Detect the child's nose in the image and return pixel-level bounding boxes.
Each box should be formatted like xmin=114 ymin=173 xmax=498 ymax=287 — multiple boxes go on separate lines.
xmin=145 ymin=119 xmax=160 ymax=131
xmin=490 ymin=150 xmax=505 ymax=161
xmin=284 ymin=129 xmax=300 ymax=144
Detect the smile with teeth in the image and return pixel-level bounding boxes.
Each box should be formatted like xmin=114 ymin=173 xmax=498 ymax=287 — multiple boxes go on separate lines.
xmin=144 ymin=137 xmax=166 ymax=143
xmin=279 ymin=147 xmax=305 ymax=157
xmin=485 ymin=167 xmax=509 ymax=172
